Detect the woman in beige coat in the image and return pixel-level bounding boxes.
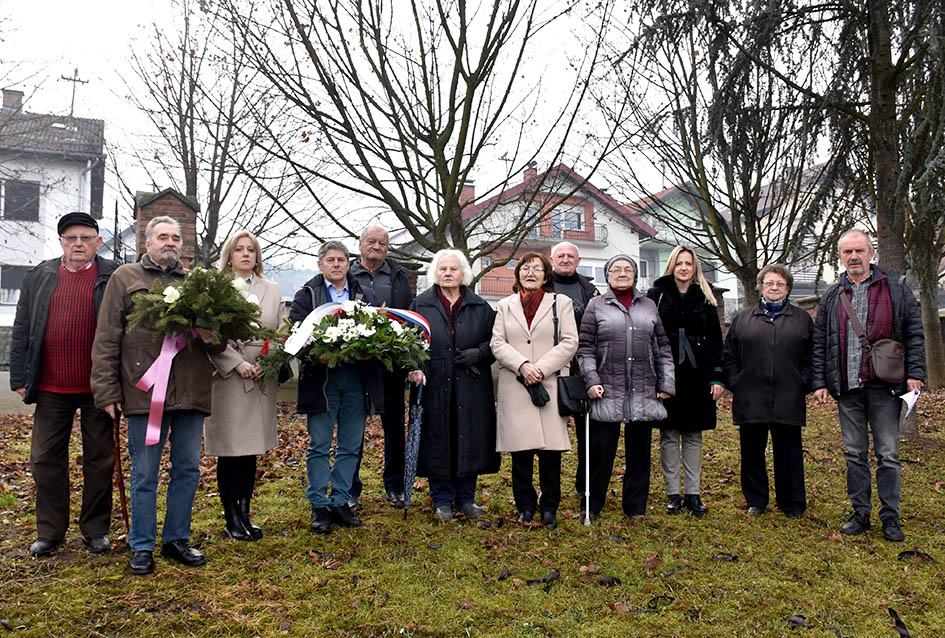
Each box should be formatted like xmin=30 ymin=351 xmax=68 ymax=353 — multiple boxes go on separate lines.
xmin=491 ymin=252 xmax=578 ymax=529
xmin=205 ymin=231 xmax=287 ymax=541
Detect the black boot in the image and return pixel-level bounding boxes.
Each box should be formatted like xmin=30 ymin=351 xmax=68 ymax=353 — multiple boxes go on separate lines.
xmin=683 ymin=494 xmax=707 ymax=518
xmin=666 ymin=494 xmax=683 ymax=515
xmin=238 ymin=497 xmax=263 ymax=540
xmin=223 ymin=500 xmax=253 ymax=541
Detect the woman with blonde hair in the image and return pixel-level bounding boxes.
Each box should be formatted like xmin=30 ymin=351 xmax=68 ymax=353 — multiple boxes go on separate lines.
xmin=205 ymin=230 xmax=287 ymax=540
xmin=646 ymin=246 xmax=724 ymax=517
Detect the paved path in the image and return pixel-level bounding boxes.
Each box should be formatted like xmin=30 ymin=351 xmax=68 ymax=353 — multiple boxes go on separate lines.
xmin=0 ymin=372 xmax=33 ymax=414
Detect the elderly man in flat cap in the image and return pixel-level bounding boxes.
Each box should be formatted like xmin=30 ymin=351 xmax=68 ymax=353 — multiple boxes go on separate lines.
xmin=11 ymin=212 xmax=120 ymax=557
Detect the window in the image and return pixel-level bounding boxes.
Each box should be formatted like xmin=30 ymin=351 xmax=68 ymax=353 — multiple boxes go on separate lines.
xmin=507 ymin=258 xmax=518 ymax=269
xmin=639 ymin=260 xmax=648 ymax=278
xmin=481 ymin=256 xmax=492 ymax=268
xmin=1 ymin=181 xmax=40 ymax=221
xmin=0 ymin=264 xmax=28 ymax=304
xmin=595 ymin=267 xmax=606 ymax=282
xmin=577 ymin=265 xmax=593 ymax=278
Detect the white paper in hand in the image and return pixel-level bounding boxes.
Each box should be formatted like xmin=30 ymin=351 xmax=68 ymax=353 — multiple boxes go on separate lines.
xmin=899 ymin=389 xmax=920 ymax=418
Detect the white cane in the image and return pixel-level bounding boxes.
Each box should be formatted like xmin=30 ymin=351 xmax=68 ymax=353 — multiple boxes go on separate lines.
xmin=584 ymin=411 xmax=591 ymax=526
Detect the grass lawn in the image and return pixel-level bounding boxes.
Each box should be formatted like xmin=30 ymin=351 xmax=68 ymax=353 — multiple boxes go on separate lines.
xmin=1 ymin=395 xmax=943 ymax=637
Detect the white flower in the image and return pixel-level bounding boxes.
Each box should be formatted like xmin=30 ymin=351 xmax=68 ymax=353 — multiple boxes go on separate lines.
xmin=232 ymin=277 xmax=249 ymax=292
xmin=356 ymin=324 xmax=376 ymax=337
xmin=249 ymin=320 xmax=260 ymax=330
xmin=390 ymin=321 xmax=404 ymax=335
xmin=163 ymin=286 xmax=181 ymax=303
xmin=338 ymin=318 xmax=356 ymax=330
xmin=323 ymin=325 xmax=343 ymax=341
xmin=245 ymin=294 xmax=259 ymax=306
xmin=340 ymin=299 xmax=359 ymax=314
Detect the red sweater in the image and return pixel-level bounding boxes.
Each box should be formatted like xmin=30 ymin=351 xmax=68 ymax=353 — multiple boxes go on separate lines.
xmin=38 ymin=263 xmax=98 ymax=393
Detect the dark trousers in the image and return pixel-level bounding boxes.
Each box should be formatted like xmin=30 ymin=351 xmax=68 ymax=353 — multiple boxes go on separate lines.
xmin=29 ymin=391 xmax=114 ymax=541
xmin=573 ymin=412 xmax=589 ymax=494
xmin=349 ymin=370 xmax=407 ymax=498
xmin=217 ymin=455 xmax=257 ymax=502
xmin=586 ymin=420 xmax=654 ymax=517
xmin=739 ymin=424 xmax=806 ymax=514
xmin=511 ymin=450 xmax=562 ymax=515
xmin=429 ymin=475 xmax=477 ymax=508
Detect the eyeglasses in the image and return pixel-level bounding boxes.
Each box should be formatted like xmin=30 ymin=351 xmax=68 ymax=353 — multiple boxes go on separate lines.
xmin=61 ymin=234 xmax=98 ymax=243
xmin=609 ymin=268 xmax=635 ymax=275
xmin=520 ymin=266 xmax=545 ymax=274
xmin=762 ymin=281 xmax=788 ymax=289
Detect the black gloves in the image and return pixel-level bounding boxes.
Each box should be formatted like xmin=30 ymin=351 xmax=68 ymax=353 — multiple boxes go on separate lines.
xmin=452 ymin=348 xmax=480 ymax=368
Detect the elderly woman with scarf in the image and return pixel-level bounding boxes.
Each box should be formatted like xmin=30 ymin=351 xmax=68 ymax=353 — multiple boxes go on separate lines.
xmin=491 ymin=251 xmax=578 ymax=529
xmin=578 ymin=255 xmax=675 ymax=519
xmin=407 ymin=249 xmax=499 ymax=521
xmin=646 ymin=246 xmax=724 ymax=517
xmin=724 ymin=264 xmax=812 ymax=518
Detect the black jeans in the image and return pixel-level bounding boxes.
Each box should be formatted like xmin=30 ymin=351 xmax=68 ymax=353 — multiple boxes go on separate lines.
xmin=217 ymin=455 xmax=257 ymax=502
xmin=739 ymin=424 xmax=806 ymax=514
xmin=511 ymin=450 xmax=562 ymax=515
xmin=349 ymin=370 xmax=407 ymax=498
xmin=586 ymin=420 xmax=654 ymax=517
xmin=30 ymin=391 xmax=113 ymax=540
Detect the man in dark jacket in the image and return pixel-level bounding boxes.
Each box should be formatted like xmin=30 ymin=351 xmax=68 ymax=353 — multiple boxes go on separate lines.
xmin=291 ymin=241 xmax=383 ymax=535
xmin=11 ymin=212 xmax=119 ymax=557
xmin=812 ymin=229 xmax=925 ymax=542
xmin=91 ymin=216 xmax=224 ymax=575
xmin=550 ymin=241 xmax=599 ymax=495
xmin=349 ymin=225 xmax=415 ymax=509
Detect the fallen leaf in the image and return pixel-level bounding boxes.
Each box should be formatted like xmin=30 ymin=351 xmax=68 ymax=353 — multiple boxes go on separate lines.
xmin=580 ymin=564 xmax=602 ymax=574
xmin=348 ymin=602 xmax=358 ymax=610
xmin=888 ymin=608 xmax=911 ymax=637
xmin=597 ymin=576 xmax=622 ymax=586
xmin=322 ymin=559 xmax=344 ymax=570
xmin=786 ymin=614 xmax=810 ymax=628
xmin=826 ymin=533 xmax=843 ymax=542
xmin=427 ymin=544 xmax=442 ymax=550
xmin=896 ymin=550 xmax=934 ymax=564
xmin=933 ymin=481 xmax=944 ymax=493
xmin=712 ymin=552 xmax=738 ymax=562
xmin=278 ymin=621 xmax=291 ymax=631
xmin=498 ymin=567 xmax=513 ymax=581
xmin=643 ymin=553 xmax=662 ymax=574
xmin=525 ymin=570 xmax=560 ymax=586
xmin=609 ymin=602 xmax=630 ymax=614
xmin=457 ymin=600 xmax=474 ymax=609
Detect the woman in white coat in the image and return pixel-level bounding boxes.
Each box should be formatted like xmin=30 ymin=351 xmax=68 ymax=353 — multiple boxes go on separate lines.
xmin=205 ymin=231 xmax=287 ymax=541
xmin=491 ymin=252 xmax=578 ymax=529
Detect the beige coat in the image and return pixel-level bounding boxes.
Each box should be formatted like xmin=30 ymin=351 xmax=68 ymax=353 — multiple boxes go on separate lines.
xmin=204 ymin=276 xmax=287 ymax=456
xmin=491 ymin=292 xmax=578 ymax=452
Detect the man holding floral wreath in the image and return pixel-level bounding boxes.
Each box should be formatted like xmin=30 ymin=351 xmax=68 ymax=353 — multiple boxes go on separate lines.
xmin=290 ymin=240 xmax=383 ymax=535
xmin=91 ymin=216 xmax=225 ymax=575
xmin=12 ymin=212 xmax=119 ymax=557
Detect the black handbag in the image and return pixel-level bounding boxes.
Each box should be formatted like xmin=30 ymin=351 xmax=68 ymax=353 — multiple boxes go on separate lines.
xmin=552 ymin=294 xmax=589 ymax=417
xmin=839 ymin=291 xmax=905 ymax=384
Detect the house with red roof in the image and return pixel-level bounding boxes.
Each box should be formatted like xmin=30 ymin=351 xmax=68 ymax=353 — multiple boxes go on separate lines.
xmin=458 ymin=163 xmax=658 ymax=301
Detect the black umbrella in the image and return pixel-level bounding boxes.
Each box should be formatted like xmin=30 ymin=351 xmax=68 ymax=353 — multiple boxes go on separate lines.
xmin=403 ymin=383 xmax=423 ymax=519
xmin=517 ymin=375 xmax=550 ymax=407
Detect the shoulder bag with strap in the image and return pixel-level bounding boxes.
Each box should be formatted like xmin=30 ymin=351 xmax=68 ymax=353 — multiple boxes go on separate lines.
xmin=552 ymin=293 xmax=589 ymax=416
xmin=838 ymin=290 xmax=905 ymax=384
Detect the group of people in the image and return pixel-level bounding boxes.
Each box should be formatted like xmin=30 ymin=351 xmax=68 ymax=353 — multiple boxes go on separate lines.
xmin=13 ymin=213 xmax=926 ymax=576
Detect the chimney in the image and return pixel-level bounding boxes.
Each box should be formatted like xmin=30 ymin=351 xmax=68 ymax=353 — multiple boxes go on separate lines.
xmin=523 ymin=161 xmax=538 ymax=183
xmin=2 ymin=89 xmax=24 ymax=111
xmin=459 ymin=180 xmax=475 ymax=205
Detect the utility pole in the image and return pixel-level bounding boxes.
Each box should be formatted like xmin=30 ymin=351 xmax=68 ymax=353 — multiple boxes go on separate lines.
xmin=113 ymin=201 xmax=120 ymax=262
xmin=60 ymin=68 xmax=88 ymax=117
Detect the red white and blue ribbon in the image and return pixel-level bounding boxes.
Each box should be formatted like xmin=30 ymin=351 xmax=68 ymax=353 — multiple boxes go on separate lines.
xmin=285 ymin=302 xmax=431 ymax=356
xmin=382 ymin=308 xmax=431 ymax=341
xmin=134 ymin=330 xmax=194 ymax=446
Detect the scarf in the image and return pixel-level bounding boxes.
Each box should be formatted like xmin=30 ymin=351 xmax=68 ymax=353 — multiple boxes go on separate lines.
xmin=520 ymin=288 xmax=545 ymax=328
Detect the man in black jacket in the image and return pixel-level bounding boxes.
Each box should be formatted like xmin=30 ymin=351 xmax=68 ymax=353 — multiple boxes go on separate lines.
xmin=291 ymin=241 xmax=383 ymax=535
xmin=10 ymin=212 xmax=119 ymax=557
xmin=350 ymin=225 xmax=415 ymax=509
xmin=812 ymin=229 xmax=925 ymax=542
xmin=550 ymin=241 xmax=599 ymax=495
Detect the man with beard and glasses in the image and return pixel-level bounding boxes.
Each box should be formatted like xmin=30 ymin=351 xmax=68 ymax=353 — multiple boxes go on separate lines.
xmin=92 ymin=216 xmax=225 ymax=575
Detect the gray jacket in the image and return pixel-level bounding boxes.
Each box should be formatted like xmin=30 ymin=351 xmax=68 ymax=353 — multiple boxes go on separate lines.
xmin=578 ymin=289 xmax=675 ymax=423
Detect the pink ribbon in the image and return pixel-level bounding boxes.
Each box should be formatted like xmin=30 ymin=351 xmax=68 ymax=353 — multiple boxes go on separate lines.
xmin=135 ymin=331 xmax=192 ymax=445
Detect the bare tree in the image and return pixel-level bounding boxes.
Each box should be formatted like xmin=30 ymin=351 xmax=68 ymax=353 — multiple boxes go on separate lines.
xmin=123 ymin=0 xmax=309 ymax=266
xmin=597 ymin=1 xmax=855 ymax=307
xmin=221 ymin=0 xmax=623 ymax=265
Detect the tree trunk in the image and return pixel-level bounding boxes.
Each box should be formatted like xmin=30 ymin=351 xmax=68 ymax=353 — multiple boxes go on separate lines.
xmin=867 ymin=0 xmax=907 ymax=273
xmin=914 ymin=256 xmax=945 ymax=390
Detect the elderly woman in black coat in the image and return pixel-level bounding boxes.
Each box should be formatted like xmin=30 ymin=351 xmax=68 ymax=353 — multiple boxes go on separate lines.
xmin=724 ymin=264 xmax=813 ymax=518
xmin=407 ymin=249 xmax=499 ymax=521
xmin=646 ymin=246 xmax=724 ymax=517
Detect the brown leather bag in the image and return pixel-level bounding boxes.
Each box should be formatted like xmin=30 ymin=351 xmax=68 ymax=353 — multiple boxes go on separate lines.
xmin=839 ymin=292 xmax=905 ymax=384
